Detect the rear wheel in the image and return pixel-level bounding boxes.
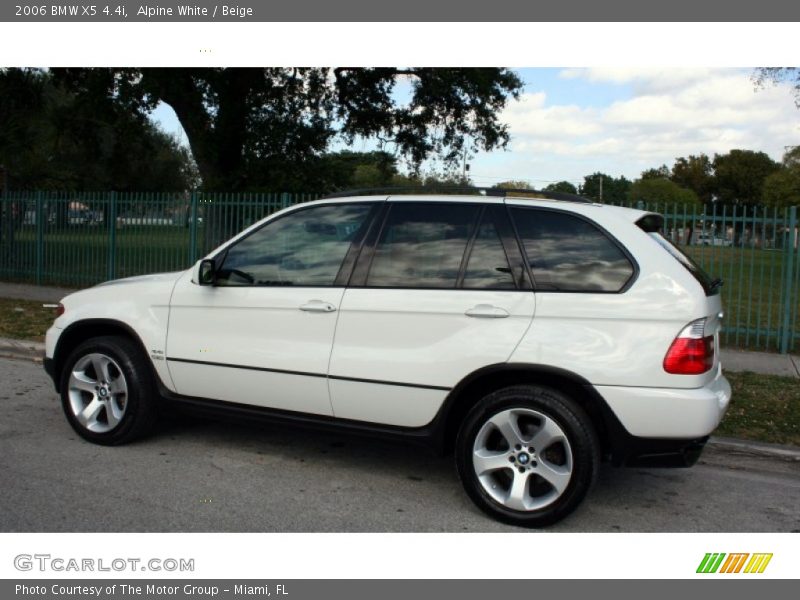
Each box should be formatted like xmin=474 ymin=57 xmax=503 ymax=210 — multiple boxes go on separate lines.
xmin=60 ymin=335 xmax=158 ymax=445
xmin=456 ymin=384 xmax=599 ymax=527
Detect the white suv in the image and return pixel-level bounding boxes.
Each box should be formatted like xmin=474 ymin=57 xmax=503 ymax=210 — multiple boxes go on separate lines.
xmin=44 ymin=189 xmax=731 ymax=527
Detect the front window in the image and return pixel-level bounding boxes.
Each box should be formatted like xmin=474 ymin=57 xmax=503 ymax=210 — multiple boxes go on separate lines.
xmin=216 ymin=203 xmax=373 ymax=286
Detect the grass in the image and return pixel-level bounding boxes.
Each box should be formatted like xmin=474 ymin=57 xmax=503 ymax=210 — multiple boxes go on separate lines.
xmin=2 ymin=225 xmax=193 ymax=287
xmin=0 ymin=297 xmax=57 ymax=342
xmin=717 ymin=371 xmax=800 ymax=446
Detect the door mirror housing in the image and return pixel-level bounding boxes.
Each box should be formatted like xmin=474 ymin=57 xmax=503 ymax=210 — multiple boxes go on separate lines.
xmin=198 ymin=258 xmax=217 ymax=286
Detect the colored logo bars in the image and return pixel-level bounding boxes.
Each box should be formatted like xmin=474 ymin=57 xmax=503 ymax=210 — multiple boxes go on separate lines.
xmin=696 ymin=553 xmax=773 ymax=574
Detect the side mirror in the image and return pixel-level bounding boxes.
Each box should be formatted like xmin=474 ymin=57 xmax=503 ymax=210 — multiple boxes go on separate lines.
xmin=198 ymin=258 xmax=217 ymax=286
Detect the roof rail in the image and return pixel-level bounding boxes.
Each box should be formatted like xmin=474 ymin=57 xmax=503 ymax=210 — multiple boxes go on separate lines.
xmin=321 ymin=186 xmax=592 ymax=204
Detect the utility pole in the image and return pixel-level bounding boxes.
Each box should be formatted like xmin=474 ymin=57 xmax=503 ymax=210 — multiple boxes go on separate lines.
xmin=599 ymin=175 xmax=603 ymax=203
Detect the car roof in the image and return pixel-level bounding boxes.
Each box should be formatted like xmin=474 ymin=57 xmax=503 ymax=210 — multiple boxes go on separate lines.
xmin=305 ymin=191 xmax=653 ymax=223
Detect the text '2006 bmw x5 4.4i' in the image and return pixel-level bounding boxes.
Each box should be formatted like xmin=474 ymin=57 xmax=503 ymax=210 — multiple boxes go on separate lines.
xmin=43 ymin=188 xmax=731 ymax=527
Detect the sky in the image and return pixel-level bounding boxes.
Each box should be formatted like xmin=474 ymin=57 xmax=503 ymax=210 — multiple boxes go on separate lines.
xmin=150 ymin=67 xmax=800 ymax=188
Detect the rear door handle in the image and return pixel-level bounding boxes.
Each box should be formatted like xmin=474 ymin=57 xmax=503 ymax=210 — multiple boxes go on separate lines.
xmin=465 ymin=304 xmax=510 ymax=319
xmin=299 ymin=300 xmax=337 ymax=313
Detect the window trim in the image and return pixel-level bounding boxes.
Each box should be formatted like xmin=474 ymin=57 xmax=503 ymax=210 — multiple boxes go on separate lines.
xmin=210 ymin=201 xmax=382 ymax=289
xmin=509 ymin=205 xmax=640 ymax=294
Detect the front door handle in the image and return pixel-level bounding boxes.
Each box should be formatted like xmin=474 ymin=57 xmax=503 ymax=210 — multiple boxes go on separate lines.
xmin=465 ymin=304 xmax=510 ymax=319
xmin=299 ymin=300 xmax=337 ymax=313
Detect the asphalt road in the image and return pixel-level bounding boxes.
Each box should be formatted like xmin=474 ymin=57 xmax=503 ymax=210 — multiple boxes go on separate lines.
xmin=1 ymin=357 xmax=799 ymax=532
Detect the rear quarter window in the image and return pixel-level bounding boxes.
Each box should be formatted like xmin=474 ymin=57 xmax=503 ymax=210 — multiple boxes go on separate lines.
xmin=511 ymin=207 xmax=635 ymax=293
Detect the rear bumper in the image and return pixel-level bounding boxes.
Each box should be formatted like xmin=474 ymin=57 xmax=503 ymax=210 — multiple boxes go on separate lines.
xmin=594 ymin=370 xmax=731 ymax=439
xmin=617 ymin=435 xmax=709 ymax=467
xmin=589 ymin=369 xmax=729 ymax=468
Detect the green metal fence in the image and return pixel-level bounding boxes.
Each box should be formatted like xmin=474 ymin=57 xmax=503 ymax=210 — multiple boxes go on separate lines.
xmin=1 ymin=192 xmax=798 ymax=353
xmin=0 ymin=191 xmax=319 ymax=287
xmin=615 ymin=201 xmax=799 ymax=354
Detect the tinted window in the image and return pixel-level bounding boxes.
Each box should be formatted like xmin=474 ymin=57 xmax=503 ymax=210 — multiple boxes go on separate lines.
xmin=463 ymin=214 xmax=516 ymax=289
xmin=367 ymin=203 xmax=479 ymax=288
xmin=512 ymin=208 xmax=634 ymax=292
xmin=217 ymin=203 xmax=373 ymax=286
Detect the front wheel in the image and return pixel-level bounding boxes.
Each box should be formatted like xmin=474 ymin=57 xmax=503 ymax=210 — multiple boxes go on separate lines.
xmin=60 ymin=335 xmax=158 ymax=445
xmin=455 ymin=385 xmax=599 ymax=527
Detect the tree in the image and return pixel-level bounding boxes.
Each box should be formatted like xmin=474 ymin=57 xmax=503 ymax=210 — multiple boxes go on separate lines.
xmin=712 ymin=149 xmax=780 ymax=206
xmin=753 ymin=68 xmax=800 ymax=107
xmin=762 ymin=169 xmax=800 ymax=209
xmin=0 ymin=68 xmax=197 ymax=191
xmin=579 ymin=172 xmax=631 ymax=204
xmin=543 ymin=181 xmax=578 ymax=194
xmin=627 ymin=178 xmax=701 ymax=207
xmin=782 ymin=145 xmax=800 ymax=169
xmin=761 ymin=147 xmax=800 ymax=209
xmin=310 ymin=150 xmax=399 ymax=191
xmin=52 ymin=68 xmax=523 ymax=192
xmin=670 ymin=154 xmax=714 ymax=204
xmin=494 ymin=180 xmax=532 ymax=190
xmin=641 ymin=165 xmax=670 ymax=180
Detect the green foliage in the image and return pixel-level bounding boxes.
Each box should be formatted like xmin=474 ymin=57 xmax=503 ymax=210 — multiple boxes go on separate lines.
xmin=0 ymin=68 xmax=197 ymax=191
xmin=52 ymin=67 xmax=523 ymax=192
xmin=640 ymin=165 xmax=670 ymax=180
xmin=712 ymin=149 xmax=780 ymax=206
xmin=543 ymin=181 xmax=578 ymax=194
xmin=579 ymin=172 xmax=631 ymax=203
xmin=493 ymin=180 xmax=531 ymax=189
xmin=782 ymin=145 xmax=800 ymax=169
xmin=670 ymin=154 xmax=714 ymax=204
xmin=762 ymin=168 xmax=800 ymax=209
xmin=628 ymin=178 xmax=701 ymax=207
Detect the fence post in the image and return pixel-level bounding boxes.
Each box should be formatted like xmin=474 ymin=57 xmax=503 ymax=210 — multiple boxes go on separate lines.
xmin=35 ymin=191 xmax=44 ymax=285
xmin=780 ymin=205 xmax=797 ymax=354
xmin=281 ymin=192 xmax=290 ymax=209
xmin=188 ymin=191 xmax=198 ymax=265
xmin=107 ymin=191 xmax=117 ymax=281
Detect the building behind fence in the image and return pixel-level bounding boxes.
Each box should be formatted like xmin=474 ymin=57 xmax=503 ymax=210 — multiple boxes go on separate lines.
xmin=1 ymin=191 xmax=798 ymax=353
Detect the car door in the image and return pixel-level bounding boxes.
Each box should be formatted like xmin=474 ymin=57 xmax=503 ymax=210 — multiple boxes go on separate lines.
xmin=328 ymin=199 xmax=536 ymax=427
xmin=166 ymin=201 xmax=378 ymax=415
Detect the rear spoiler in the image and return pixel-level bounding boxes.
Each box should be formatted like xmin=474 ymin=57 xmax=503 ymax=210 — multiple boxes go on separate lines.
xmin=635 ymin=213 xmax=664 ymax=233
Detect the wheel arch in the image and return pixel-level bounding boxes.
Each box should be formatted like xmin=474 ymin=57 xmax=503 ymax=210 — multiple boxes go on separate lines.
xmin=438 ymin=363 xmax=623 ymax=459
xmin=51 ymin=319 xmax=159 ymax=393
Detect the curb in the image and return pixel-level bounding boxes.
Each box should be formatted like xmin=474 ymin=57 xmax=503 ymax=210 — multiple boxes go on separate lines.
xmin=0 ymin=338 xmax=45 ymax=363
xmin=707 ymin=436 xmax=800 ymax=462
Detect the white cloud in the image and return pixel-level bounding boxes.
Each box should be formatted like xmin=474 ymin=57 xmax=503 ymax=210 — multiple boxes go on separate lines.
xmin=476 ymin=68 xmax=800 ymax=185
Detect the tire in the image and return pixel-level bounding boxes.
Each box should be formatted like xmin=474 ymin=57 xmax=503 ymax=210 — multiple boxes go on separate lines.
xmin=455 ymin=384 xmax=599 ymax=527
xmin=59 ymin=335 xmax=159 ymax=445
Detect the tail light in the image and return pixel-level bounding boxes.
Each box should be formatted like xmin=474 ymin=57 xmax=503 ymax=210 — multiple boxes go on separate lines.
xmin=43 ymin=303 xmax=64 ymax=317
xmin=663 ymin=318 xmax=714 ymax=375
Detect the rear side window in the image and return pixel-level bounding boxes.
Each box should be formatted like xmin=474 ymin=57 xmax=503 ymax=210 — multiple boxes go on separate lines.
xmin=511 ymin=208 xmax=635 ymax=292
xmin=366 ymin=203 xmax=480 ymax=288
